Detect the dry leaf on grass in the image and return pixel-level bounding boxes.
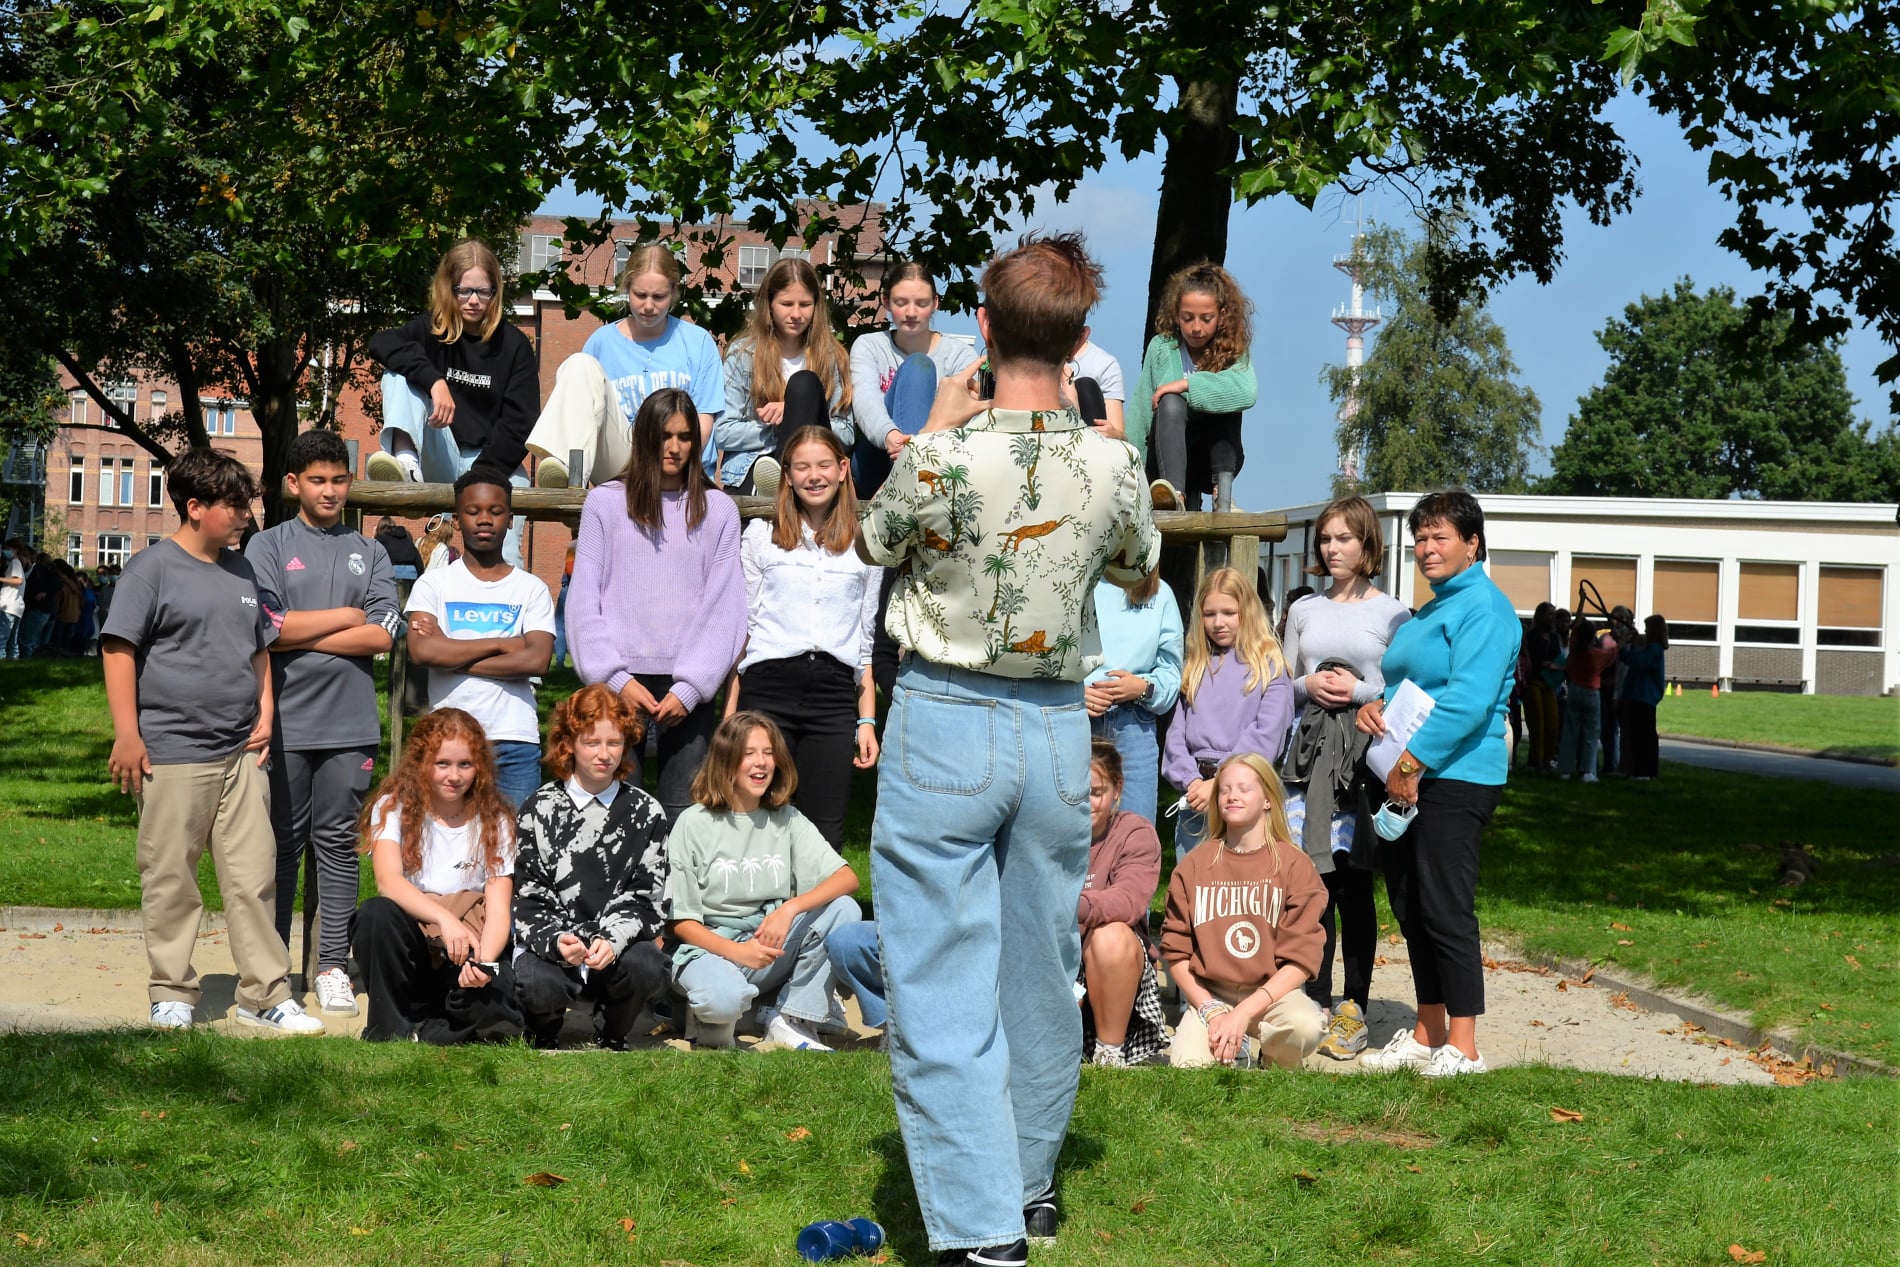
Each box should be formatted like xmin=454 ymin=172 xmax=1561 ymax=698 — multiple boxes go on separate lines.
xmin=1844 ymin=955 xmax=1863 ymax=971
xmin=1405 ymin=1164 xmax=1422 ymax=1173
xmin=336 ymin=1140 xmax=358 ymax=1154
xmin=1549 ymin=1107 xmax=1585 ymax=1123
xmin=1610 ymin=921 xmax=1632 ymax=931
xmin=738 ymin=1159 xmax=752 ymax=1174
xmin=619 ymin=1217 xmax=638 ymax=1241
xmin=1130 ymin=1193 xmax=1153 ymax=1213
xmin=785 ymin=1127 xmax=811 ymax=1141
xmin=1293 ymin=1171 xmax=1318 ymax=1186
xmin=1616 ymin=939 xmax=1634 ymax=946
xmin=349 ymin=1228 xmax=370 ymax=1237
xmin=523 ymin=1172 xmax=568 ymax=1187
xmin=1728 ymin=1245 xmax=1766 ymax=1264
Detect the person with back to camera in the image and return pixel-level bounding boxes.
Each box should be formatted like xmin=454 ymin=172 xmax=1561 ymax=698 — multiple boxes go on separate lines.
xmin=567 ymin=387 xmax=747 ymax=822
xmin=525 ymin=243 xmax=725 ymax=490
xmin=1618 ymin=616 xmax=1669 ymax=781
xmin=857 ymin=232 xmax=1160 ymax=1266
xmin=1356 ymin=489 xmax=1521 ymax=1077
xmin=715 ymin=256 xmax=855 ymax=499
xmin=1125 ymin=262 xmax=1258 ymax=512
xmin=353 ymin=707 xmax=523 ymax=1044
xmin=1276 ymin=494 xmax=1411 ymax=1061
xmin=1078 ymin=740 xmax=1168 ymax=1068
xmin=511 ymin=684 xmax=672 ymax=1050
xmin=727 ymin=423 xmax=880 ymax=847
xmin=1162 ymin=753 xmax=1326 ymax=1070
xmin=664 ymin=712 xmax=862 ymax=1052
xmin=1083 ymin=567 xmax=1182 ymax=825
xmin=101 ymin=448 xmax=323 ymax=1035
xmin=0 ymin=537 xmax=26 ymax=659
xmin=1556 ymin=614 xmax=1615 ymax=782
xmin=1162 ymin=566 xmax=1294 ymax=857
xmin=366 ymin=240 xmax=538 ymax=565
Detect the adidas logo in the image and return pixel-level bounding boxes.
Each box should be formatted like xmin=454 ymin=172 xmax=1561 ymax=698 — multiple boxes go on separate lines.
xmin=286 ymin=558 xmax=306 ymax=571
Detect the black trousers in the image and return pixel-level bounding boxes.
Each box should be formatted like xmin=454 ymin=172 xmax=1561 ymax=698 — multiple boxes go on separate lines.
xmin=1381 ymin=779 xmax=1501 ymax=1019
xmin=1620 ymin=700 xmax=1659 ymax=778
xmin=871 ymin=569 xmax=901 ymax=702
xmin=1305 ymin=860 xmax=1377 ymax=1011
xmin=353 ymin=896 xmax=522 ymax=1044
xmin=739 ymin=651 xmax=860 ymax=846
xmin=1074 ymin=376 xmax=1107 ymax=426
xmin=1152 ymin=392 xmax=1244 ymax=505
xmin=629 ymin=672 xmax=719 ymax=822
xmin=515 ymin=940 xmax=670 ymax=1049
xmin=732 ymin=370 xmax=831 ymax=493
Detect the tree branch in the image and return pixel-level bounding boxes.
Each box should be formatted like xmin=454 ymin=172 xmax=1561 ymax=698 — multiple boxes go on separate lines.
xmin=48 ymin=347 xmax=175 ymax=465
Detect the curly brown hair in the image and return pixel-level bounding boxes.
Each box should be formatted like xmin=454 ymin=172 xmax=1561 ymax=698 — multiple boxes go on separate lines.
xmin=357 ymin=708 xmax=514 ymax=879
xmin=1154 ymin=261 xmax=1254 ymax=374
xmin=545 ymin=684 xmax=639 ymax=784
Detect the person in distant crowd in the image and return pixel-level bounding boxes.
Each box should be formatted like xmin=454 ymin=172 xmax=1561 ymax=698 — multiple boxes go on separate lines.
xmin=1618 ymin=616 xmax=1669 ymax=781
xmin=1128 ymin=262 xmax=1258 ymax=512
xmin=374 ymin=517 xmax=425 ymax=582
xmin=20 ymin=547 xmax=58 ymax=657
xmin=101 ymin=448 xmax=323 ymax=1035
xmin=0 ymin=538 xmax=25 ymax=659
xmin=50 ymin=559 xmax=83 ymax=654
xmin=1556 ymin=616 xmax=1615 ymax=782
xmin=366 ymin=239 xmax=538 ymax=565
xmin=551 ymin=544 xmax=575 ymax=670
xmin=1356 ymin=490 xmax=1520 ymax=1078
xmin=354 ymin=707 xmax=523 ymax=1044
xmin=246 ymin=429 xmax=402 ymax=1018
xmin=511 ymin=685 xmax=672 ymax=1050
xmin=404 ymin=472 xmax=556 ymax=810
xmin=1602 ymin=605 xmax=1635 ymax=774
xmin=1522 ymin=602 xmax=1561 ymax=773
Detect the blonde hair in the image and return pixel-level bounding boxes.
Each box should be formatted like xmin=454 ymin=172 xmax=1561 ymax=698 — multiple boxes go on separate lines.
xmin=617 ymin=243 xmax=682 ymax=296
xmin=1181 ymin=566 xmax=1286 ymax=705
xmin=771 ymin=425 xmax=858 ymax=554
xmin=738 ymin=257 xmax=852 ymax=414
xmin=1203 ymin=754 xmax=1297 ymax=874
xmin=428 ymin=240 xmax=505 ymax=344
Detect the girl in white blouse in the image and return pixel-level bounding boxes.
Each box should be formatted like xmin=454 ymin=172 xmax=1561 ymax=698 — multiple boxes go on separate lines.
xmin=726 ymin=425 xmax=881 ymax=844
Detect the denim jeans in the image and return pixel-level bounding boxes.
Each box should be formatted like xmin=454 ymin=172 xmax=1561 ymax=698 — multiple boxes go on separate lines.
xmin=872 ymin=658 xmax=1091 ymax=1252
xmin=491 ymin=740 xmax=543 ymax=813
xmin=1092 ymin=703 xmax=1160 ymax=825
xmin=18 ymin=610 xmax=53 ymax=657
xmin=1556 ymin=683 xmax=1603 ymax=777
xmin=824 ymin=919 xmax=887 ymax=1029
xmin=379 ymin=373 xmax=527 ymax=567
xmin=674 ymin=895 xmax=861 ymax=1026
xmin=0 ymin=610 xmax=18 ymax=659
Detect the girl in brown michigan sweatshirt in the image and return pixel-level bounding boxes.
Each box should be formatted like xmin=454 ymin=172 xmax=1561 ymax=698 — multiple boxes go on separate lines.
xmin=1161 ymin=753 xmax=1327 ymax=1068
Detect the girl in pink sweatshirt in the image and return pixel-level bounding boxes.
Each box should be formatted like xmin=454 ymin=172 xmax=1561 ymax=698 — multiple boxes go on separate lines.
xmin=1079 ymin=740 xmax=1166 ymax=1067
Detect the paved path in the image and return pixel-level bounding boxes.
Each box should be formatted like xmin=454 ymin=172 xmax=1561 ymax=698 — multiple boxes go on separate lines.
xmin=1661 ymin=738 xmax=1900 ymax=792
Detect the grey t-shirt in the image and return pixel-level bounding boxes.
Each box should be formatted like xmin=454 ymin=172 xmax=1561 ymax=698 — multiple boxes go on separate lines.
xmin=246 ymin=517 xmax=401 ymax=751
xmin=100 ymin=540 xmax=278 ymax=764
xmin=1280 ymin=590 xmax=1412 ymax=707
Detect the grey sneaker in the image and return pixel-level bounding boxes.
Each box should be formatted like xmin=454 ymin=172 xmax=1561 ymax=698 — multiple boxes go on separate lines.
xmin=235 ymin=998 xmax=325 ymax=1035
xmin=150 ymin=1001 xmax=194 ymax=1030
xmin=314 ymin=967 xmax=359 ymax=1016
xmin=1359 ymin=1026 xmax=1439 ymax=1071
xmin=1316 ymin=998 xmax=1369 ymax=1060
xmin=750 ymin=456 xmax=782 ymax=501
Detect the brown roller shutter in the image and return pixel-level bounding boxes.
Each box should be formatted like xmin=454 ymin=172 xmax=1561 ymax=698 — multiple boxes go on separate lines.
xmin=1653 ymin=559 xmax=1719 ymax=622
xmin=1818 ymin=567 xmax=1883 ymax=629
xmin=1487 ymin=551 xmax=1553 ymax=612
xmin=1572 ymin=555 xmax=1637 ymax=613
xmin=1739 ymin=562 xmax=1799 ymax=622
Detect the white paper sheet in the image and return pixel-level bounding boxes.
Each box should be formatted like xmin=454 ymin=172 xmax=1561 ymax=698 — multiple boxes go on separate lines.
xmin=1367 ymin=680 xmax=1438 ymax=782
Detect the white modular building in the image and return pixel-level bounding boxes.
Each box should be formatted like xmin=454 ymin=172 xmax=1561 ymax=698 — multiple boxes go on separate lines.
xmin=1261 ymin=494 xmax=1899 ymax=697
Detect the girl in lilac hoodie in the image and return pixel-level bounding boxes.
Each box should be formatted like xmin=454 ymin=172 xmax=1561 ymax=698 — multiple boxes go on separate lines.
xmin=1163 ymin=567 xmax=1294 ymax=857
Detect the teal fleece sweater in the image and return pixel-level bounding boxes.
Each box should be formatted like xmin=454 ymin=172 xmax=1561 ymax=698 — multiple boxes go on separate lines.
xmin=1124 ymin=334 xmax=1258 ymax=462
xmin=1380 ymin=563 xmax=1521 ymax=786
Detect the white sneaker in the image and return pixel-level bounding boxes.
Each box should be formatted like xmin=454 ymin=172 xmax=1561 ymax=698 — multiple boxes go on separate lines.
xmin=1359 ymin=1026 xmax=1440 ymax=1071
xmin=236 ymin=998 xmax=326 ymax=1035
xmin=1581 ymin=772 xmax=1599 ymax=784
xmin=1420 ymin=1046 xmax=1489 ymax=1078
xmin=765 ymin=1011 xmax=833 ymax=1052
xmin=1149 ymin=478 xmax=1182 ymax=511
xmin=314 ymin=967 xmax=359 ymax=1016
xmin=534 ymin=455 xmax=570 ymax=489
xmin=749 ymin=456 xmax=782 ymax=501
xmin=150 ymin=1001 xmax=194 ymax=1030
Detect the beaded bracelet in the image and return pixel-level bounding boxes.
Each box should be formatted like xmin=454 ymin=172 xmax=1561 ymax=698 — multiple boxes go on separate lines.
xmin=856 ymin=717 xmax=877 ymax=728
xmin=1197 ymin=999 xmax=1232 ymax=1023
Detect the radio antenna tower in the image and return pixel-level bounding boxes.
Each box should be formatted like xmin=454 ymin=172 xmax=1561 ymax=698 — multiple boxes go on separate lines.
xmin=1331 ymin=207 xmax=1382 ymax=483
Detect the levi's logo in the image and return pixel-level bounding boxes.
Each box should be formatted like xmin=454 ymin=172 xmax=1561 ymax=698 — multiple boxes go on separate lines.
xmin=443 ymin=601 xmax=522 ymax=635
xmin=286 ymin=557 xmax=306 ymax=571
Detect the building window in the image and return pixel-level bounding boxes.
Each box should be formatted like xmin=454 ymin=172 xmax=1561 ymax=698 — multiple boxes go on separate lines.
xmin=779 ymin=247 xmax=812 ymax=263
xmin=105 ymin=381 xmax=136 ymax=428
xmin=1487 ymin=550 xmax=1553 ymax=614
xmin=99 ymin=456 xmax=116 ymax=506
xmin=68 ymin=457 xmax=85 ymax=505
xmin=119 ymin=461 xmax=135 ymax=507
xmin=520 ymin=233 xmax=563 ymax=276
xmin=149 ymin=390 xmax=168 ymax=421
xmin=738 ymin=245 xmax=771 ymax=289
xmin=146 ymin=535 xmax=162 ymax=550
xmin=98 ymin=534 xmax=129 ymax=569
xmin=1570 ymin=555 xmax=1637 ymax=616
xmin=613 ymin=239 xmax=633 ymax=281
xmin=69 ymin=391 xmax=87 ymax=427
xmin=200 ymin=400 xmax=239 ymax=437
xmin=149 ymin=469 xmax=165 ymax=508
xmin=1653 ymin=558 xmax=1718 ymax=643
xmin=66 ymin=532 xmax=83 ymax=567
xmin=1736 ymin=561 xmax=1800 ymax=645
xmin=1817 ymin=566 xmax=1884 ymax=648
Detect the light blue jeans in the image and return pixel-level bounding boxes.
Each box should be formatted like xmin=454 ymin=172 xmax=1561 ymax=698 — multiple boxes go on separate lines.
xmin=1092 ymin=703 xmax=1160 ymax=825
xmin=824 ymin=920 xmax=887 ymax=1029
xmin=872 ymin=659 xmax=1091 ymax=1252
xmin=379 ymin=373 xmax=527 ymax=567
xmin=0 ymin=610 xmax=18 ymax=659
xmin=675 ymin=895 xmax=861 ymax=1026
xmin=1556 ymin=683 xmax=1603 ymax=777
xmin=490 ymin=740 xmax=543 ymax=814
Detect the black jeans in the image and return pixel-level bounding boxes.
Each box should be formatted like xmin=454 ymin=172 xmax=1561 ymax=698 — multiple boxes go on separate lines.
xmin=630 ymin=672 xmax=719 ymax=822
xmin=515 ymin=940 xmax=670 ymax=1048
xmin=1305 ymin=860 xmax=1377 ymax=1011
xmin=1620 ymin=700 xmax=1659 ymax=778
xmin=1152 ymin=392 xmax=1243 ymax=508
xmin=353 ymin=896 xmax=522 ymax=1044
xmin=739 ymin=651 xmax=860 ymax=846
xmin=1382 ymin=778 xmax=1501 ymax=1019
xmin=269 ymin=743 xmax=376 ymax=970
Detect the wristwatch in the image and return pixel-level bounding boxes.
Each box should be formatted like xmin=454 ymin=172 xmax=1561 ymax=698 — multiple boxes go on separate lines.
xmin=1397 ymin=756 xmax=1422 ymax=777
xmin=1139 ymin=677 xmax=1155 ymax=703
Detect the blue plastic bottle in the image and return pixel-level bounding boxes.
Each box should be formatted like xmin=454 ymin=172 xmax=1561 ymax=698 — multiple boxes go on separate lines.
xmin=795 ymin=1217 xmax=885 ymax=1261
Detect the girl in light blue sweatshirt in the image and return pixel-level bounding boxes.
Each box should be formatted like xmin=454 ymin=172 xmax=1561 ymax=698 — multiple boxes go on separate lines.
xmin=1085 ymin=571 xmax=1184 ymax=824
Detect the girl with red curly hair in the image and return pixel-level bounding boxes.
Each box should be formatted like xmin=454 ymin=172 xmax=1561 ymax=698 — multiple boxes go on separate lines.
xmin=352 ymin=708 xmax=522 ymax=1043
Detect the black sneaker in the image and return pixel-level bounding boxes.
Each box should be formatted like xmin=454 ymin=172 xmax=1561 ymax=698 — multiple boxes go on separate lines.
xmin=938 ymin=1242 xmax=1029 ymax=1267
xmin=1023 ymin=1184 xmax=1059 ymax=1243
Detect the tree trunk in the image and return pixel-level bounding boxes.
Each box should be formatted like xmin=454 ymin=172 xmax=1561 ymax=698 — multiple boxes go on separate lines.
xmin=1144 ymin=73 xmax=1240 ymax=345
xmin=254 ymin=339 xmax=303 ymax=527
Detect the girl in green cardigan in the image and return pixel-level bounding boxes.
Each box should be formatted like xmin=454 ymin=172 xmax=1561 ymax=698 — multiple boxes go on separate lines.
xmin=1127 ymin=263 xmax=1258 ymax=512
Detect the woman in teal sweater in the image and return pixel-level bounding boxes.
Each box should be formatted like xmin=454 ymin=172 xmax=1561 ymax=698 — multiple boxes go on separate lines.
xmin=1353 ymin=490 xmax=1521 ymax=1078
xmin=1126 ymin=263 xmax=1258 ymax=512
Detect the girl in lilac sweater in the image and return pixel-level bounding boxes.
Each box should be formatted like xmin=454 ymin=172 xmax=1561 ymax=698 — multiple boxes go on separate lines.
xmin=569 ymin=388 xmax=747 ymax=820
xmin=1163 ymin=566 xmax=1293 ymax=856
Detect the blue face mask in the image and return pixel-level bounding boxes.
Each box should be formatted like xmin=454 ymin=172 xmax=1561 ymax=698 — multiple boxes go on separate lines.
xmin=1372 ymin=799 xmax=1418 ymax=841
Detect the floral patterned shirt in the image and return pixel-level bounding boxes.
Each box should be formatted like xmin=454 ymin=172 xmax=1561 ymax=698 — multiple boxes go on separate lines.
xmin=859 ymin=406 xmax=1161 ymax=681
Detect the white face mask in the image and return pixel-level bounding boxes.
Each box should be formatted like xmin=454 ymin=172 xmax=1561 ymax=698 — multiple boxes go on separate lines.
xmin=1372 ymin=799 xmax=1418 ymax=841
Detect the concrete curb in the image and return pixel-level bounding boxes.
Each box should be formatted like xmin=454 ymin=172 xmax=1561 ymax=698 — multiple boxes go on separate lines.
xmin=1513 ymin=946 xmax=1896 ymax=1081
xmin=0 ymin=905 xmax=217 ymax=933
xmin=1659 ymin=732 xmax=1899 ymax=769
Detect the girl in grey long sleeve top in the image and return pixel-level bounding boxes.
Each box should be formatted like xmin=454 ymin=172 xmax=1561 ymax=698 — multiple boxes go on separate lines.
xmin=1281 ymin=591 xmax=1412 ymax=707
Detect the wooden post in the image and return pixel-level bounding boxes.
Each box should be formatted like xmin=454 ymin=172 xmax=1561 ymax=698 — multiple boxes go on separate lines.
xmin=388 ymin=578 xmax=411 ymax=758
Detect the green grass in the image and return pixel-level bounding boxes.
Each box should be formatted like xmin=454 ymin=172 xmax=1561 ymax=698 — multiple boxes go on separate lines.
xmin=1658 ymin=691 xmax=1900 ymax=764
xmin=0 ymin=1032 xmax=1893 ymax=1266
xmin=2 ymin=661 xmax=1891 ymax=1060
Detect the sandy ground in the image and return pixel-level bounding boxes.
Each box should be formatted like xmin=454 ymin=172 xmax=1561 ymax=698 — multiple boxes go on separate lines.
xmin=0 ymin=912 xmax=1803 ymax=1086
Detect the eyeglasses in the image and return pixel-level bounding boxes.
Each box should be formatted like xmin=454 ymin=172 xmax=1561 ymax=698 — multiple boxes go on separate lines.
xmin=453 ymin=286 xmax=497 ymax=300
